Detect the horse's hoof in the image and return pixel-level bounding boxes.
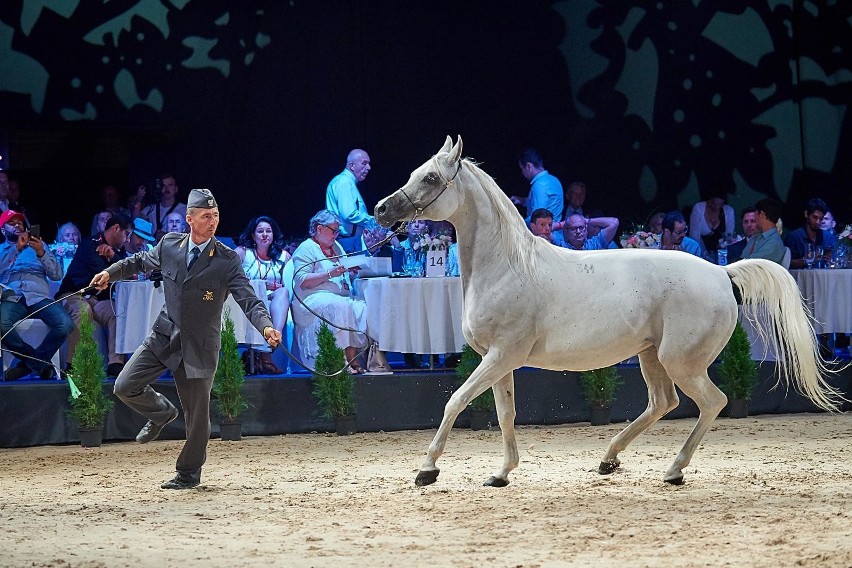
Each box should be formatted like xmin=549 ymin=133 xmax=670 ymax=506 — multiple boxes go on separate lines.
xmin=483 ymin=476 xmax=509 ymax=487
xmin=664 ymin=475 xmax=684 ymax=486
xmin=598 ymin=459 xmax=620 ymax=475
xmin=415 ymin=469 xmax=440 ymax=486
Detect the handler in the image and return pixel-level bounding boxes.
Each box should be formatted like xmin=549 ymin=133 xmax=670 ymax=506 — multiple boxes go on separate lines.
xmin=90 ymin=188 xmax=282 ymax=490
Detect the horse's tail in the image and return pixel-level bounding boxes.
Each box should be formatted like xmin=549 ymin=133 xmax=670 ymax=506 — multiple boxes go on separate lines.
xmin=724 ymin=259 xmax=845 ymax=411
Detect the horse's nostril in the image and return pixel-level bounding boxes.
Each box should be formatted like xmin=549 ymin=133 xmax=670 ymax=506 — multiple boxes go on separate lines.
xmin=376 ymin=204 xmax=386 ymax=216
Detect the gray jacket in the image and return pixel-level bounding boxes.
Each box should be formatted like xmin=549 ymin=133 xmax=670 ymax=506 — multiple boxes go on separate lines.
xmin=106 ymin=232 xmax=273 ymax=377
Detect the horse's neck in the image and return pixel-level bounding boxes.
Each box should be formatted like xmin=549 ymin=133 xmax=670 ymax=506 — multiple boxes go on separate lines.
xmin=448 ymin=184 xmax=517 ymax=282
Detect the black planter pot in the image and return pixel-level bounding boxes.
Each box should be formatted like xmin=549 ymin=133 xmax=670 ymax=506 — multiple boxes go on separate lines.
xmin=727 ymin=398 xmax=748 ymax=419
xmin=335 ymin=415 xmax=356 ymax=436
xmin=78 ymin=425 xmax=103 ymax=448
xmin=220 ymin=421 xmax=242 ymax=441
xmin=469 ymin=409 xmax=491 ymax=431
xmin=589 ymin=405 xmax=611 ymax=426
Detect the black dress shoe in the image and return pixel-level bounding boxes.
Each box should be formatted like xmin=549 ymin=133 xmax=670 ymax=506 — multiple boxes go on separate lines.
xmin=135 ymin=408 xmax=179 ymax=444
xmin=39 ymin=366 xmax=57 ymax=380
xmin=106 ymin=362 xmax=124 ymax=378
xmin=161 ymin=474 xmax=200 ymax=490
xmin=4 ymin=366 xmax=30 ymax=381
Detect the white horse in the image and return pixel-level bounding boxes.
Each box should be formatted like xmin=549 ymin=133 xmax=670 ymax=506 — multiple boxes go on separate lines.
xmin=375 ymin=136 xmax=844 ymax=487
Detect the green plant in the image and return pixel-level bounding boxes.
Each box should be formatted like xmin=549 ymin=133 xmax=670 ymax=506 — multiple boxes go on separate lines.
xmin=718 ymin=322 xmax=759 ymax=400
xmin=312 ymin=323 xmax=356 ymax=418
xmin=579 ymin=366 xmax=622 ymax=407
xmin=212 ymin=310 xmax=248 ymax=422
xmin=67 ymin=310 xmax=113 ymax=428
xmin=455 ymin=344 xmax=494 ymax=412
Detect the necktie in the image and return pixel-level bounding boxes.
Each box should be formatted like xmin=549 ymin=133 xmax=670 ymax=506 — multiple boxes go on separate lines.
xmin=188 ymin=246 xmax=200 ymax=270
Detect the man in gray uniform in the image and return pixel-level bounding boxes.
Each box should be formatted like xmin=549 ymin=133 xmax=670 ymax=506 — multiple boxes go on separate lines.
xmin=90 ymin=188 xmax=282 ymax=489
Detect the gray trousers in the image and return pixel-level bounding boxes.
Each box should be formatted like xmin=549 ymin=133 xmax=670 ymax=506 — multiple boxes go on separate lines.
xmin=114 ymin=345 xmax=212 ymax=480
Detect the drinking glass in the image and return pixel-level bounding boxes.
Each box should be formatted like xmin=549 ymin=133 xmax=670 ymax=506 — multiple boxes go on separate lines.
xmin=804 ymin=243 xmax=816 ymax=269
xmin=815 ymin=245 xmax=824 ymax=269
xmin=403 ymin=248 xmax=423 ymax=277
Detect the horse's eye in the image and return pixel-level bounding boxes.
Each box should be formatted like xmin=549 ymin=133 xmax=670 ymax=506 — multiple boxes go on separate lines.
xmin=424 ymin=173 xmax=438 ymax=184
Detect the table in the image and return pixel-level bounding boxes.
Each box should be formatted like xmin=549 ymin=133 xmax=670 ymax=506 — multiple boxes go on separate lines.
xmin=790 ymin=269 xmax=852 ymax=334
xmin=114 ymin=280 xmax=269 ymax=354
xmin=356 ymin=276 xmax=465 ymax=354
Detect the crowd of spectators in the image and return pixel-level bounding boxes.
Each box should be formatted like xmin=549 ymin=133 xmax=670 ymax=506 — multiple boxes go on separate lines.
xmin=0 ymin=146 xmax=846 ymax=380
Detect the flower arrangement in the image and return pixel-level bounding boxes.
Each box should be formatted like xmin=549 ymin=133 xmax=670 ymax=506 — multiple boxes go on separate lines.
xmin=49 ymin=242 xmax=78 ymax=258
xmin=619 ymin=231 xmax=660 ymax=249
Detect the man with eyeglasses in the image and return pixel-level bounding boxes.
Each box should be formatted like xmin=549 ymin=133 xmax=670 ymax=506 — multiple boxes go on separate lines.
xmin=557 ymin=213 xmax=620 ymax=250
xmin=59 ymin=213 xmax=133 ymax=378
xmin=659 ymin=211 xmax=701 ymax=256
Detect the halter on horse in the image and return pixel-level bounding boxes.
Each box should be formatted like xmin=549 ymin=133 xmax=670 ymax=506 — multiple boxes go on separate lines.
xmin=375 ymin=135 xmax=843 ymax=487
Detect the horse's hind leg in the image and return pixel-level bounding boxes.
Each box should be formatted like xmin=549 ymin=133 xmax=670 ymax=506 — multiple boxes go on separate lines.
xmin=416 ymin=350 xmax=517 ymax=487
xmin=663 ymin=371 xmax=727 ymax=485
xmin=599 ymin=348 xmax=679 ymax=475
xmin=484 ymin=372 xmax=518 ymax=487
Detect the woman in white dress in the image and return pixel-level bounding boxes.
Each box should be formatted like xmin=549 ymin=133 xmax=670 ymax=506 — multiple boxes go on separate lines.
xmin=235 ymin=216 xmax=291 ymax=374
xmin=688 ymin=189 xmax=735 ymax=257
xmin=291 ymin=210 xmax=388 ymax=373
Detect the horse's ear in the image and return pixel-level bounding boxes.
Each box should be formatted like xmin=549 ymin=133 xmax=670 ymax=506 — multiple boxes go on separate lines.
xmin=447 ymin=135 xmax=463 ymax=163
xmin=439 ymin=136 xmax=452 ymax=153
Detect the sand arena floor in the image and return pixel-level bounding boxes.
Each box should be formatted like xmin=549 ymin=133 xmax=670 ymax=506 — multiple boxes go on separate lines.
xmin=1 ymin=413 xmax=850 ymax=567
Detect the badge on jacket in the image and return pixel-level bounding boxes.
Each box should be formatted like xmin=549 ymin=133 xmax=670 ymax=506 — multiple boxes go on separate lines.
xmin=203 ymin=290 xmax=214 ymax=301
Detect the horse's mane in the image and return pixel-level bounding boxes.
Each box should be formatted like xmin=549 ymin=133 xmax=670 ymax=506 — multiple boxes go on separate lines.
xmin=456 ymin=157 xmax=540 ymax=282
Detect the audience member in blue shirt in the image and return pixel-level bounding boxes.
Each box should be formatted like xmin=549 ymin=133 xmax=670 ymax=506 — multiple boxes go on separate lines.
xmin=784 ymin=198 xmax=837 ymax=269
xmin=559 ymin=214 xmax=620 ymax=250
xmin=528 ymin=208 xmax=558 ymax=244
xmin=659 ymin=211 xmax=701 ymax=256
xmin=510 ymin=148 xmax=564 ymax=224
xmin=742 ymin=198 xmax=787 ymax=265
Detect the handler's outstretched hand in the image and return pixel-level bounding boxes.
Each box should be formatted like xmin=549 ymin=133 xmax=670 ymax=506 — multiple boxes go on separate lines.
xmin=90 ymin=270 xmax=111 ymax=291
xmin=264 ymin=327 xmax=282 ymax=348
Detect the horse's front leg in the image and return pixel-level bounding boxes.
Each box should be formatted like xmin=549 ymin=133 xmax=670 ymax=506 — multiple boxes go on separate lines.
xmin=415 ymin=351 xmax=516 ymax=487
xmin=483 ymin=371 xmax=518 ymax=487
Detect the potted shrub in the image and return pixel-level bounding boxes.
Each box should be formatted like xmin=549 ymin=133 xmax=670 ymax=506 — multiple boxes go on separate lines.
xmin=718 ymin=321 xmax=759 ymax=418
xmin=579 ymin=366 xmax=622 ymax=425
xmin=456 ymin=344 xmax=494 ymax=431
xmin=312 ymin=323 xmax=357 ymax=435
xmin=67 ymin=310 xmax=113 ymax=447
xmin=212 ymin=310 xmax=248 ymax=440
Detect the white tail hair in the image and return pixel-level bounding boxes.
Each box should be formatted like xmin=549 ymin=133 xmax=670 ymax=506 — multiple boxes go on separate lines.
xmin=725 ymin=259 xmax=846 ymax=411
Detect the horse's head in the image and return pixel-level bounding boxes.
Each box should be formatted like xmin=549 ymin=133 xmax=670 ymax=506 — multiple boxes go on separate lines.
xmin=375 ymin=135 xmax=464 ymax=227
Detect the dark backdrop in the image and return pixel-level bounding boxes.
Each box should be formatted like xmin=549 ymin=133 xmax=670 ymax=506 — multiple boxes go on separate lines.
xmin=1 ymin=1 xmax=849 ymax=240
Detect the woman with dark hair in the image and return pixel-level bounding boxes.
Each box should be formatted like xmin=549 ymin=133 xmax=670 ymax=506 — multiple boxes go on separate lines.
xmin=688 ymin=187 xmax=735 ymax=257
xmin=235 ymin=216 xmax=291 ymax=374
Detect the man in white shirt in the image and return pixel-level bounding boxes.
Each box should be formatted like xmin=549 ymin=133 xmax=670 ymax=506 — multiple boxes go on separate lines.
xmin=326 ymin=149 xmax=377 ymax=253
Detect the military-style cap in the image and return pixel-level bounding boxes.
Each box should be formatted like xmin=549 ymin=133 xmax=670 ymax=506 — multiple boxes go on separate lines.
xmin=188 ymin=188 xmax=218 ymax=209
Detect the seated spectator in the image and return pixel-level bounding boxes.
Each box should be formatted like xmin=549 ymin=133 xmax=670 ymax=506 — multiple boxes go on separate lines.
xmin=784 ymin=198 xmax=837 ymax=269
xmin=564 ymin=181 xmax=587 ymax=218
xmin=163 ymin=210 xmax=187 ymax=234
xmin=291 ymin=210 xmax=388 ymax=374
xmin=399 ymin=219 xmax=429 ymax=252
xmin=92 ymin=210 xmax=112 ymax=237
xmin=646 ymin=212 xmax=665 ymax=235
xmin=742 ymin=198 xmax=786 ymax=264
xmin=446 ymin=242 xmax=460 ymax=277
xmin=138 ymin=174 xmax=187 ymax=240
xmin=689 ymin=188 xmax=735 ymax=255
xmin=89 ymin=185 xmax=130 ymax=236
xmin=126 ymin=218 xmax=156 ymax=255
xmin=529 ymin=208 xmax=556 ymax=243
xmin=0 ymin=210 xmax=74 ymax=380
xmin=510 ymin=148 xmax=564 ymax=224
xmin=726 ymin=207 xmax=758 ymax=263
xmin=235 ymin=215 xmax=291 ymax=375
xmin=821 ymin=209 xmax=837 ymax=235
xmin=50 ymin=222 xmax=82 ymax=275
xmin=558 ymin=214 xmax=619 ymax=250
xmin=660 ymin=211 xmax=701 ymax=255
xmin=58 ymin=213 xmax=132 ymax=378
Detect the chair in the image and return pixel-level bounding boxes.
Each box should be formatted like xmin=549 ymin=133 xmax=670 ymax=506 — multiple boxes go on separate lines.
xmin=1 ymin=319 xmax=63 ymax=379
xmin=781 ymin=247 xmax=791 ymax=269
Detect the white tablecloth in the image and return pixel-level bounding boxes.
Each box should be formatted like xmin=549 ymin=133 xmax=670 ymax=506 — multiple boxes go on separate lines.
xmin=114 ymin=280 xmax=269 ymax=354
xmin=791 ymin=269 xmax=852 ymax=334
xmin=357 ymin=276 xmax=465 ymax=354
